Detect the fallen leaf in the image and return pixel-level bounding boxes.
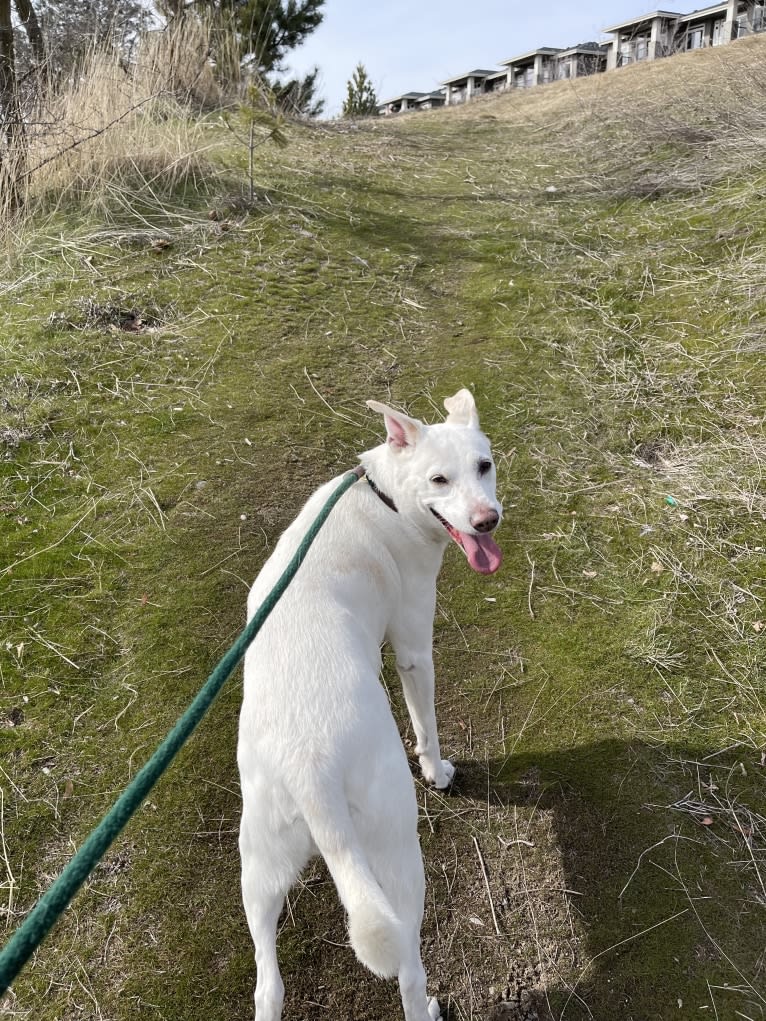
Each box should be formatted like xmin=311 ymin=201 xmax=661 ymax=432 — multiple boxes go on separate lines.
xmin=63 ymin=779 xmax=74 ymax=798
xmin=582 ymin=570 xmax=597 ymax=579
xmin=650 ymin=561 xmax=664 ymax=575
xmin=752 ymin=621 xmax=764 ymax=633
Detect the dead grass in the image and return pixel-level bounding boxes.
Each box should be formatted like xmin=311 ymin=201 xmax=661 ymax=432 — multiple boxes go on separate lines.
xmin=434 ymin=34 xmax=766 ymax=201
xmin=0 ymin=11 xmax=245 ymax=239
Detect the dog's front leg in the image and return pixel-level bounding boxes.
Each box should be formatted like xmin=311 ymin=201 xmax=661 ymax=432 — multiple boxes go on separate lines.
xmin=391 ymin=642 xmax=454 ymax=790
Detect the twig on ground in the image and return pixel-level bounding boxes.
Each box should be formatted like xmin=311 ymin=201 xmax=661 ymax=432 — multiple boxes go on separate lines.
xmin=472 ymin=835 xmax=501 ymax=936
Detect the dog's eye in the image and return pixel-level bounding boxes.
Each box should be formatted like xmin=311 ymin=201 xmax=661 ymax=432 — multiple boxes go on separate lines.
xmin=478 ymin=460 xmax=493 ymax=476
xmin=430 ymin=474 xmax=449 ymax=486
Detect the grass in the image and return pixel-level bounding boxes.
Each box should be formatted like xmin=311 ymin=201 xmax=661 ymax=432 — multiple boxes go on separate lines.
xmin=1 ymin=30 xmax=766 ymax=1021
xmin=1 ymin=10 xmax=244 ymax=232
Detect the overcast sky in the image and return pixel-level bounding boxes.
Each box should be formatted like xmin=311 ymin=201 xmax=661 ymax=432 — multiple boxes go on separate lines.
xmin=285 ymin=0 xmax=683 ymax=115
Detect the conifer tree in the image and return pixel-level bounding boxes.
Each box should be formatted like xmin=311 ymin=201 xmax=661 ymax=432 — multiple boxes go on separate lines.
xmin=161 ymin=0 xmax=326 ymax=116
xmin=342 ymin=62 xmax=378 ymax=118
xmin=232 ymin=0 xmax=325 ymax=115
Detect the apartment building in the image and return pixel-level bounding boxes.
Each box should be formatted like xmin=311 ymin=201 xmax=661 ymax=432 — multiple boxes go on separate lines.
xmin=381 ymin=0 xmax=765 ymax=115
xmin=604 ymin=0 xmax=765 ymax=69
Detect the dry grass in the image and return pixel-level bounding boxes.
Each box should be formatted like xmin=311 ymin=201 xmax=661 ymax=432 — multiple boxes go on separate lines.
xmin=435 ymin=34 xmax=766 ymax=198
xmin=1 ymin=12 xmax=244 ymax=235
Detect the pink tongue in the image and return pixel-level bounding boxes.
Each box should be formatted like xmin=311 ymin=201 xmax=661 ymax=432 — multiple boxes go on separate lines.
xmin=459 ymin=532 xmax=502 ymax=574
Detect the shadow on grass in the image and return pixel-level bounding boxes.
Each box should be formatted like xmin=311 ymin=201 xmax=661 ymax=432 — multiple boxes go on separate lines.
xmin=448 ymin=738 xmax=766 ymax=1021
xmin=106 ymin=722 xmax=765 ymax=1020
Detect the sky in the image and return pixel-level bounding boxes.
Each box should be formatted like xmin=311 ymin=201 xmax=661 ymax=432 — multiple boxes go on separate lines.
xmin=286 ymin=0 xmax=687 ymax=116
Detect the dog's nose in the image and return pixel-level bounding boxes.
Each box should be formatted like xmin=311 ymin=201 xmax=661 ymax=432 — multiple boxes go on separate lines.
xmin=471 ymin=509 xmax=499 ymax=533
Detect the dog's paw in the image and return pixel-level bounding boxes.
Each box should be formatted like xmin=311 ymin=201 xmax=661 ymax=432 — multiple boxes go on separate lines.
xmin=435 ymin=759 xmax=456 ymax=788
xmin=427 ymin=996 xmax=442 ymax=1020
xmin=421 ymin=758 xmax=455 ymax=789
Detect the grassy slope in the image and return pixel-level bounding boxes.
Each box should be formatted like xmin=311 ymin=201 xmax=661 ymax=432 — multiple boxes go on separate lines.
xmin=1 ymin=35 xmax=765 ymax=1021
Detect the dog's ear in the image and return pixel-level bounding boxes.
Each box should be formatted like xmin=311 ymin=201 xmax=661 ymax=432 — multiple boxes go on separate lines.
xmin=366 ymin=400 xmax=422 ymax=449
xmin=443 ymin=388 xmax=480 ymax=429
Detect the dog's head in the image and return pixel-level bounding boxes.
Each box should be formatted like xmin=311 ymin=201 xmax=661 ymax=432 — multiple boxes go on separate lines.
xmin=365 ymin=389 xmax=502 ymax=575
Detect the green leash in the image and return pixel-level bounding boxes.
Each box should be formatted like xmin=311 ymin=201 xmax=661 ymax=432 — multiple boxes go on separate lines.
xmin=0 ymin=467 xmax=364 ymax=997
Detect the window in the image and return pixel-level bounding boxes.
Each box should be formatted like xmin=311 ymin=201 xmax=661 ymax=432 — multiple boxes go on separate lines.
xmin=686 ymin=27 xmax=704 ymax=49
xmin=731 ymin=6 xmax=763 ymax=37
xmin=579 ymin=55 xmax=602 ymax=75
xmin=635 ymin=34 xmax=649 ymax=60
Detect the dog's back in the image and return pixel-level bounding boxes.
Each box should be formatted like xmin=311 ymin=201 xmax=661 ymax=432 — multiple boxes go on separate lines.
xmin=238 ymin=390 xmax=501 ymax=1021
xmin=239 ymin=477 xmax=423 ymax=988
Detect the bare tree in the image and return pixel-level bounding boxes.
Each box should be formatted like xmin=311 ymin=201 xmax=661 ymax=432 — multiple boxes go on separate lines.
xmin=0 ymin=0 xmax=23 ymax=209
xmin=31 ymin=0 xmax=151 ymax=79
xmin=14 ymin=0 xmax=45 ymax=67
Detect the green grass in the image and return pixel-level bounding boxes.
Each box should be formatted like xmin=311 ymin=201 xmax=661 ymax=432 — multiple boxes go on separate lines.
xmin=2 ymin=35 xmax=766 ymax=1021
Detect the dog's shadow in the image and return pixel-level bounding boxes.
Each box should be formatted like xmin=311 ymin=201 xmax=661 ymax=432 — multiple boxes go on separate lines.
xmin=423 ymin=737 xmax=765 ymax=1021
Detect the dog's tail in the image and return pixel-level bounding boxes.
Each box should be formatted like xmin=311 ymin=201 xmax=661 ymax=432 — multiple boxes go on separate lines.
xmin=302 ymin=797 xmax=403 ymax=978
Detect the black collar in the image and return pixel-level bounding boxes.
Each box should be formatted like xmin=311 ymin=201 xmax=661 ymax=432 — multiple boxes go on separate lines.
xmin=365 ymin=472 xmax=398 ymax=514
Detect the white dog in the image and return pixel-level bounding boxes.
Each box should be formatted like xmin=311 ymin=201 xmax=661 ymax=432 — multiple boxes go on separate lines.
xmin=238 ymin=389 xmax=502 ymax=1021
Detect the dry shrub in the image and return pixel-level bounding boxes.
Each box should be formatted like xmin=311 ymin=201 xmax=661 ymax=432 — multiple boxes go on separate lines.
xmin=137 ymin=12 xmax=241 ymax=108
xmin=5 ymin=11 xmax=242 ymax=222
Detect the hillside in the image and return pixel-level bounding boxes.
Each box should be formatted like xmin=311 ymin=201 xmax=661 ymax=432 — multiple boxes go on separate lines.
xmin=1 ymin=33 xmax=765 ymax=1021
